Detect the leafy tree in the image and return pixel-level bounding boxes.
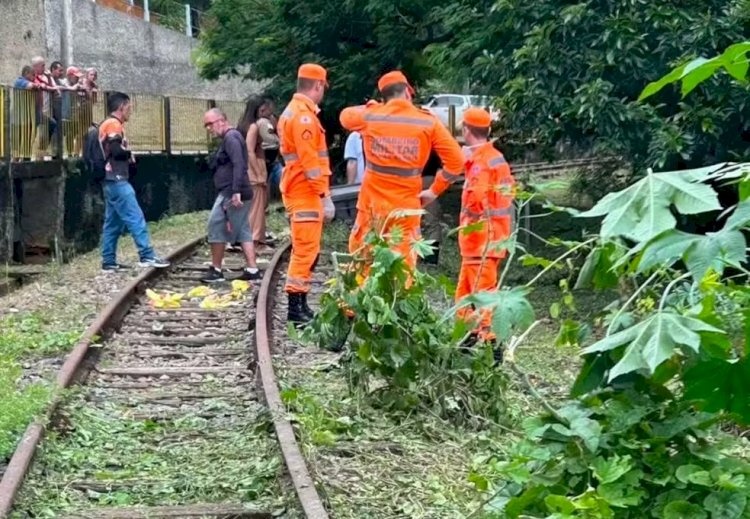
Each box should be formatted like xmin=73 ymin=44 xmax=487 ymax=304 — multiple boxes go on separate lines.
xmin=195 ymin=0 xmax=453 ymax=132
xmin=466 ymin=161 xmax=750 ymax=516
xmin=427 ymin=0 xmax=750 ymax=171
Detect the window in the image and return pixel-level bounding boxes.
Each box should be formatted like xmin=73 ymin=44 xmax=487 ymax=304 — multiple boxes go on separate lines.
xmin=433 ymin=96 xmax=451 ymax=107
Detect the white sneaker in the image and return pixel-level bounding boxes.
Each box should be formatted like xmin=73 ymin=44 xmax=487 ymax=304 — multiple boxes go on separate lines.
xmin=138 ymin=257 xmax=170 ymax=268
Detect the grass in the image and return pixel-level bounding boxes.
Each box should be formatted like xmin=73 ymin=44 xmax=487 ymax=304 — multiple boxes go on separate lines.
xmin=0 ymin=211 xmax=208 ymax=465
xmin=269 ymin=205 xmax=604 ymax=518
xmin=13 ymin=392 xmax=293 ymax=517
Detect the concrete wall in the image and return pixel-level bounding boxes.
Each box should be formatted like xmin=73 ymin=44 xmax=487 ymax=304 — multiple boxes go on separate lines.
xmin=0 ymin=0 xmax=48 ymax=82
xmin=61 ymin=0 xmax=258 ymax=100
xmin=0 ymin=0 xmax=259 ymax=101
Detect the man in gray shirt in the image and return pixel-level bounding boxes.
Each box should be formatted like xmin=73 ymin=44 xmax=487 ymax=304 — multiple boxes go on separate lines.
xmin=202 ymin=108 xmax=262 ymax=283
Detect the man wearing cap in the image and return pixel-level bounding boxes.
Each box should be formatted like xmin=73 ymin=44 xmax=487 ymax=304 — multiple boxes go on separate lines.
xmin=278 ymin=63 xmax=335 ymax=325
xmin=61 ymin=66 xmax=85 ymax=154
xmin=339 ymin=71 xmax=464 ymax=272
xmin=455 ymin=107 xmax=515 ymax=362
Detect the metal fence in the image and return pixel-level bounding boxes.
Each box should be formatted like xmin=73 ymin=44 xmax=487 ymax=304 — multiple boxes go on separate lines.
xmin=1 ymin=86 xmax=247 ymax=161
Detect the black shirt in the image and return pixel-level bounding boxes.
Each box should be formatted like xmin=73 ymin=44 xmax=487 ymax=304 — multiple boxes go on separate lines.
xmin=212 ymin=128 xmax=253 ymax=200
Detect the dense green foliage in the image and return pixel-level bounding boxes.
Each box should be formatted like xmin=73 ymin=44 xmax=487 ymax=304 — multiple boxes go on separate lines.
xmin=466 ymin=162 xmax=750 ymax=516
xmin=196 ymin=0 xmax=452 ymax=129
xmin=428 ymin=0 xmax=750 ymax=170
xmin=198 ymin=0 xmax=750 ymax=174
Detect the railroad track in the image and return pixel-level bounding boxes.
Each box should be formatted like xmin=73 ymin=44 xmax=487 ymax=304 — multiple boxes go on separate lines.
xmin=0 ymin=238 xmax=328 ymax=519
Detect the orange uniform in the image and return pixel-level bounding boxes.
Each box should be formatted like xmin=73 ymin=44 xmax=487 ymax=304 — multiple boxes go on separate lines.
xmin=279 ymin=90 xmax=331 ymax=294
xmin=340 ymin=73 xmax=464 ymax=269
xmin=455 ymin=141 xmax=515 ymax=340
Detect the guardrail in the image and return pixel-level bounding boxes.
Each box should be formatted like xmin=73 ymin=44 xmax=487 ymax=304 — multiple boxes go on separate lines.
xmin=1 ymin=86 xmax=246 ymax=161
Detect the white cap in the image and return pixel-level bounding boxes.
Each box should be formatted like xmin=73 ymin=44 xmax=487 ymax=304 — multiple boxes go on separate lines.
xmin=31 ymin=56 xmax=45 ymax=65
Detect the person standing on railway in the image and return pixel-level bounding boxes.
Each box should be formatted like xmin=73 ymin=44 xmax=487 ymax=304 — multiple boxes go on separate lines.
xmin=202 ymin=108 xmax=262 ymax=283
xmin=278 ymin=63 xmax=335 ymax=325
xmin=339 ymin=71 xmax=464 ymax=273
xmin=100 ymin=92 xmax=170 ymax=272
xmin=455 ymin=108 xmax=515 ymax=362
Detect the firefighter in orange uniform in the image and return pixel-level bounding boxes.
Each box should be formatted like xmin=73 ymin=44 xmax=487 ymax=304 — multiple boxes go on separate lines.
xmin=339 ymin=71 xmax=464 ymax=270
xmin=455 ymin=108 xmax=515 ymax=362
xmin=278 ymin=63 xmax=335 ymax=325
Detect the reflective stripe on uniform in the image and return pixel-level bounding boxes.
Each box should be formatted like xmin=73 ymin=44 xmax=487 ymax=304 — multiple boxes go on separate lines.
xmin=285 ymin=277 xmax=311 ymax=289
xmin=462 ymin=257 xmax=489 ymax=265
xmin=282 ymin=150 xmax=327 ymax=162
xmin=281 ymin=108 xmax=294 ymax=119
xmin=366 ymin=161 xmax=421 ymax=177
xmin=291 ymin=210 xmax=321 ymax=222
xmin=305 ymin=168 xmax=321 ymax=179
xmin=488 ymin=157 xmax=507 ymax=167
xmin=439 ymin=170 xmax=463 ymax=182
xmin=461 ymin=207 xmax=513 ymax=219
xmin=363 ymin=114 xmax=433 ymax=127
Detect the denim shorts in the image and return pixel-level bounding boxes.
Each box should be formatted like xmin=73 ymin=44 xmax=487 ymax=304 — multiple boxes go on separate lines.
xmin=207 ymin=194 xmax=253 ymax=243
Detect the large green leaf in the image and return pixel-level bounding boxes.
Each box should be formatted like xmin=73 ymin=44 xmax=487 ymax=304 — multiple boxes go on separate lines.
xmin=574 ymin=242 xmax=622 ymax=290
xmin=703 ymin=491 xmax=747 ymax=519
xmin=582 ymin=313 xmax=722 ymax=382
xmin=684 ymin=357 xmax=750 ymax=424
xmin=462 ymin=287 xmax=535 ymax=341
xmin=591 ymin=454 xmax=633 ymax=484
xmin=638 ymin=228 xmax=747 ymax=280
xmin=579 ymin=169 xmax=720 ymax=243
xmin=724 ymin=199 xmax=750 ymax=230
xmin=639 ymin=42 xmax=750 ymax=100
xmin=663 ymin=500 xmax=708 ymax=519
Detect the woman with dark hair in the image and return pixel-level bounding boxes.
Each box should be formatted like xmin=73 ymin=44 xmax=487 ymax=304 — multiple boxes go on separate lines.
xmin=238 ymin=96 xmax=274 ymax=249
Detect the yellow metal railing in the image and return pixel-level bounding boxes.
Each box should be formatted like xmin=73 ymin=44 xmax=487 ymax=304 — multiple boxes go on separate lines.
xmin=10 ymin=88 xmax=45 ymax=160
xmin=170 ymin=96 xmax=211 ymax=153
xmin=215 ymin=100 xmax=246 ymax=130
xmin=61 ymin=91 xmax=106 ymax=157
xmin=3 ymin=86 xmax=244 ymax=160
xmin=127 ymin=93 xmax=165 ymax=152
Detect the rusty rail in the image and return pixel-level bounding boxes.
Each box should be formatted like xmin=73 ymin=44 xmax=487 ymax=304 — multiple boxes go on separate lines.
xmin=254 ymin=242 xmax=329 ymax=519
xmin=0 ymin=236 xmax=203 ymax=517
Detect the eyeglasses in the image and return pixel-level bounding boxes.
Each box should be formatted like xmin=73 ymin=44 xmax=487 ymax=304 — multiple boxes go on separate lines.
xmin=204 ymin=119 xmax=221 ymax=129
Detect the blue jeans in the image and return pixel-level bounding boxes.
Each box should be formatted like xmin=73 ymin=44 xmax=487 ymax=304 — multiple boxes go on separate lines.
xmin=269 ymin=161 xmax=282 ymax=189
xmin=101 ymin=181 xmax=154 ymax=265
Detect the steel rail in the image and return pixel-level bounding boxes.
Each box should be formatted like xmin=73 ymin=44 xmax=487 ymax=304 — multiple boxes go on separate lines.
xmin=254 ymin=241 xmax=329 ymax=519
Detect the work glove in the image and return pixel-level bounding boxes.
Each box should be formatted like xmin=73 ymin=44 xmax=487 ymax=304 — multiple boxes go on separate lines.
xmin=322 ymin=195 xmax=336 ymax=223
xmin=419 ymin=189 xmax=438 ymax=207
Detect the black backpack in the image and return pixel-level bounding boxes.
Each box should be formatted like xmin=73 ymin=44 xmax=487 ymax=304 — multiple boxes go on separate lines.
xmin=82 ymin=119 xmax=108 ymax=181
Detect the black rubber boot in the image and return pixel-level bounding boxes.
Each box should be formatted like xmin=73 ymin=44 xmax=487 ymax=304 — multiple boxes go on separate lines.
xmin=491 ymin=340 xmax=504 ymax=365
xmin=301 ymin=293 xmax=315 ymax=321
xmin=288 ymin=293 xmax=312 ymax=326
xmin=459 ymin=332 xmax=479 ymax=352
xmin=423 ymin=242 xmax=440 ymax=266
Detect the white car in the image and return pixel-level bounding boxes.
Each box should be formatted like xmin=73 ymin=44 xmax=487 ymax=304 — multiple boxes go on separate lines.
xmin=421 ymin=94 xmax=499 ymax=131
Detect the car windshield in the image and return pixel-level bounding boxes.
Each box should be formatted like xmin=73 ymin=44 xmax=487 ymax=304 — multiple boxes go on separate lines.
xmin=469 ymin=95 xmax=490 ymax=106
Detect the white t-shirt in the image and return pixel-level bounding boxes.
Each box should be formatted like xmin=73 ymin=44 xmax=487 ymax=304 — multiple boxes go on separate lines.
xmin=344 ymin=131 xmax=365 ymax=183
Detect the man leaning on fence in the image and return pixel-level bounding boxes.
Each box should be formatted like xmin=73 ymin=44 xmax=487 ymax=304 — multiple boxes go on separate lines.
xmin=99 ymin=92 xmax=170 ymax=272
